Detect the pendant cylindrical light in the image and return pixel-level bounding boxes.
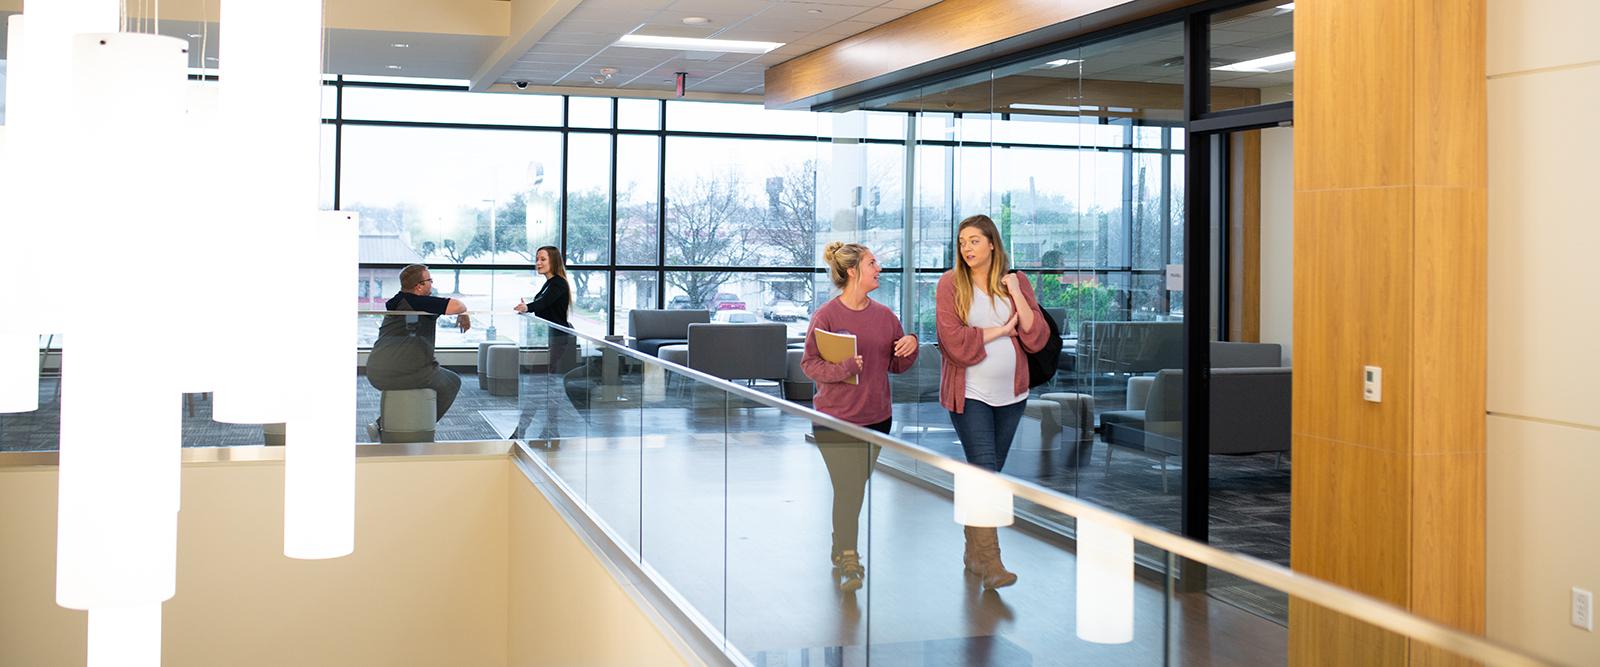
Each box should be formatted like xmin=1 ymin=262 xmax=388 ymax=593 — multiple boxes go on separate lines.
xmin=56 ymin=32 xmax=187 ymax=611
xmin=284 ymin=211 xmax=358 ymax=559
xmin=953 ymin=468 xmax=1014 ymax=527
xmin=87 ymin=604 xmax=162 ymax=667
xmin=0 ymin=124 xmax=39 ymax=413
xmin=1075 ymin=518 xmax=1134 ymax=644
xmin=211 ymin=0 xmax=324 ymax=424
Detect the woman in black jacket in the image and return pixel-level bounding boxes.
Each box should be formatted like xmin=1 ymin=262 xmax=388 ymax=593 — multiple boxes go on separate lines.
xmin=514 ymin=245 xmax=573 ymax=441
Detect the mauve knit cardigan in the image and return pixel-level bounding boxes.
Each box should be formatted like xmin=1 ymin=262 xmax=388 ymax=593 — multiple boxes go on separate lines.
xmin=934 ymin=270 xmax=1050 ymax=414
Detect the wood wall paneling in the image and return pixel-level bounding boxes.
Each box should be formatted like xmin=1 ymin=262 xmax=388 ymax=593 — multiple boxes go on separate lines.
xmin=1291 ymin=187 xmax=1414 ymax=451
xmin=1229 ymin=130 xmax=1262 ymax=343
xmin=1413 ymin=0 xmax=1488 ymax=189
xmin=1294 ymin=0 xmax=1416 ymax=191
xmin=1292 ymin=0 xmax=1487 ymax=663
xmin=764 ymin=0 xmax=1204 ymax=109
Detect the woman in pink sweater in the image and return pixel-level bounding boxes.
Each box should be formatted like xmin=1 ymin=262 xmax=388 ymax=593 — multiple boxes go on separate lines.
xmin=935 ymin=214 xmax=1050 ymax=589
xmin=801 ymin=241 xmax=919 ymax=592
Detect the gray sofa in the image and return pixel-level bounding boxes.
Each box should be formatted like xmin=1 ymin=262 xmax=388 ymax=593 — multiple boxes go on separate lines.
xmin=1097 ymin=341 xmax=1291 ymax=490
xmin=628 ymin=309 xmax=711 ymax=357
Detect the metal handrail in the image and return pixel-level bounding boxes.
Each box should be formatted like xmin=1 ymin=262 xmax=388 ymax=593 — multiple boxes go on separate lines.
xmin=519 ymin=314 xmax=1554 ymax=666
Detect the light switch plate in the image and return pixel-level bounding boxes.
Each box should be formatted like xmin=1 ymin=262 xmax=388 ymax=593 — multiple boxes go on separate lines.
xmin=1574 ymin=587 xmax=1593 ymax=631
xmin=1362 ymin=365 xmax=1382 ymax=403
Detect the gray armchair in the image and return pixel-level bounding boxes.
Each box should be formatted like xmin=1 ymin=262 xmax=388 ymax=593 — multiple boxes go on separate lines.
xmin=686 ymin=322 xmax=788 ymax=382
xmin=1097 ymin=342 xmax=1291 ymax=491
xmin=628 ymin=309 xmax=711 ymax=357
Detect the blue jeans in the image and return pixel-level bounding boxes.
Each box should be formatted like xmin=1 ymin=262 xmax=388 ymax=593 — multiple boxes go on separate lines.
xmin=949 ymin=399 xmax=1027 ymax=473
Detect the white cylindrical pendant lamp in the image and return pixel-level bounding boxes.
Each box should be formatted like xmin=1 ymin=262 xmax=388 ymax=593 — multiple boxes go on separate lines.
xmin=55 ymin=34 xmax=187 ymax=612
xmin=953 ymin=468 xmax=1014 ymax=527
xmin=1075 ymin=518 xmax=1135 ymax=644
xmin=0 ymin=332 xmax=41 ymax=413
xmin=284 ymin=211 xmax=358 ymax=560
xmin=212 ymin=0 xmax=325 ymax=424
xmin=87 ymin=603 xmax=162 ymax=667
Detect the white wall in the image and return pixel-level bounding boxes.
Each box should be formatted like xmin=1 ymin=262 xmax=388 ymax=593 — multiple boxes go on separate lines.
xmin=1485 ymin=1 xmax=1600 ymax=663
xmin=1258 ymin=125 xmax=1293 ymax=365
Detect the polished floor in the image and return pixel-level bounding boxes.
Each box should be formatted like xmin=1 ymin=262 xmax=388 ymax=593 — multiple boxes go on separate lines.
xmin=527 ymin=422 xmax=1289 ymax=666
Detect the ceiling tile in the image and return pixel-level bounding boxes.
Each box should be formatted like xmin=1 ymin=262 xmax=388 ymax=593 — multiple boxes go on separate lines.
xmin=847 ymin=7 xmax=909 ymax=24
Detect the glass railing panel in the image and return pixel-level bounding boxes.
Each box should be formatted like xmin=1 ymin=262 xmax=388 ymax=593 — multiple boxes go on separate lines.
xmin=639 ymin=361 xmax=729 ymax=641
xmin=510 ymin=317 xmax=1552 ymax=667
xmin=726 ymin=402 xmax=871 ymax=661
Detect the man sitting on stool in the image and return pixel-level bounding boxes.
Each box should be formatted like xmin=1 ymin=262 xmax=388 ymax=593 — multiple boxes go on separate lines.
xmin=366 ymin=264 xmax=470 ymax=438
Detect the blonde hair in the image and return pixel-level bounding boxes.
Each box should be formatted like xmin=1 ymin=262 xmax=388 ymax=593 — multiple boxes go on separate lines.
xmin=952 ymin=214 xmax=1010 ymax=324
xmin=822 ymin=241 xmax=869 ymax=290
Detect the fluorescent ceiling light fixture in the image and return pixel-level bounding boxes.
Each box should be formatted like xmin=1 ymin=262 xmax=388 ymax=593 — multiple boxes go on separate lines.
xmin=1009 ymin=103 xmax=1080 ymax=113
xmin=1214 ymin=51 xmax=1295 ymax=72
xmin=614 ymin=34 xmax=782 ymax=54
xmin=1277 ymin=2 xmax=1294 ymax=10
xmin=1038 ymin=58 xmax=1081 ymax=69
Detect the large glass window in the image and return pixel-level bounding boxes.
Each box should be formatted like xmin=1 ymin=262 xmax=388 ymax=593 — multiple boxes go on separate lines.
xmin=340 ymin=125 xmax=562 ymax=269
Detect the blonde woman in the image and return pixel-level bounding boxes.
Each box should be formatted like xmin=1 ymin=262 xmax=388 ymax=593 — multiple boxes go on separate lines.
xmin=801 ymin=241 xmax=918 ymax=592
xmin=934 ymin=214 xmax=1050 ymax=589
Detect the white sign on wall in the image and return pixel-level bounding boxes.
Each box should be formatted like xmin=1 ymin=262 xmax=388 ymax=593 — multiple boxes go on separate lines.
xmin=1166 ymin=264 xmax=1184 ymax=291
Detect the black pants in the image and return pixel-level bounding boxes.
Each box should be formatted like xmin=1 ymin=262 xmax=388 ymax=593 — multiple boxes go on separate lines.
xmin=813 ymin=418 xmax=890 ymax=553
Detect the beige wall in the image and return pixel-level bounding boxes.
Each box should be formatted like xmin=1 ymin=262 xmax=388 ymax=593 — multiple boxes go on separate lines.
xmin=0 ymin=455 xmax=690 ymax=666
xmin=1258 ymin=124 xmax=1293 ymax=365
xmin=1486 ymin=0 xmax=1600 ymax=663
xmin=508 ymin=478 xmax=692 ymax=667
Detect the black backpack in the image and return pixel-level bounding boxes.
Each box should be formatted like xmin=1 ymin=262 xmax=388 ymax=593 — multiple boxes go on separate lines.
xmin=1013 ymin=273 xmax=1062 ymax=388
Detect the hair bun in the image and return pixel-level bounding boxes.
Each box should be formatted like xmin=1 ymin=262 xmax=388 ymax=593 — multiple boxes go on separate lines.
xmin=823 ymin=240 xmax=844 ymax=262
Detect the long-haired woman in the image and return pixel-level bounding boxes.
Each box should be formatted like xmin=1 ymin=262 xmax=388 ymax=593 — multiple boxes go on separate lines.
xmin=515 ymin=245 xmax=573 ymax=441
xmin=934 ymin=214 xmax=1049 ymax=588
xmin=801 ymin=241 xmax=918 ymax=592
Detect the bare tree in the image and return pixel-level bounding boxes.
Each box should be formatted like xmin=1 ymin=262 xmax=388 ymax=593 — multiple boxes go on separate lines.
xmin=664 ymin=173 xmax=757 ymax=308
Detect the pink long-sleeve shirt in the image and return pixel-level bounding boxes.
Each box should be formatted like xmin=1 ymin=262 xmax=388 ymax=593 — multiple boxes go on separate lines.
xmin=801 ymin=297 xmax=918 ymax=425
xmin=935 ymin=270 xmax=1050 ymax=414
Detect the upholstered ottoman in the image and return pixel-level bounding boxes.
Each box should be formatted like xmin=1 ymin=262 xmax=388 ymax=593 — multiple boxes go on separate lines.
xmin=477 ymin=340 xmax=512 ymax=389
xmin=1017 ymin=399 xmax=1062 ymax=451
xmin=485 ymin=343 xmax=520 ymax=396
xmin=783 ymin=348 xmax=814 ymax=401
xmin=263 ymin=422 xmax=286 ymax=446
xmin=380 ymin=388 xmax=437 ymax=443
xmin=1041 ymin=392 xmax=1096 ymax=467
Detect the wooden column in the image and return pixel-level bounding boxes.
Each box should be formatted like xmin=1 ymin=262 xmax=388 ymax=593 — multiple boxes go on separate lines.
xmin=1289 ymin=0 xmax=1485 ymax=664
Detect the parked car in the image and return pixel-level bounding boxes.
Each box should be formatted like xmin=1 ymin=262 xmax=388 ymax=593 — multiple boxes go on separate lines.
xmin=707 ymin=292 xmax=746 ymax=311
xmin=762 ymin=301 xmax=809 ymax=322
xmin=667 ymin=295 xmax=695 ymax=310
xmin=713 ymin=309 xmax=758 ymax=324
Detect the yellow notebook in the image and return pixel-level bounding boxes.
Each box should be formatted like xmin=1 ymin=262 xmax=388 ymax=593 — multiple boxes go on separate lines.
xmin=813 ymin=328 xmax=859 ymax=385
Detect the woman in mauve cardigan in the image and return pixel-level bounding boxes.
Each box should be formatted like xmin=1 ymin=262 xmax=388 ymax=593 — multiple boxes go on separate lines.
xmin=935 ymin=215 xmax=1050 ymax=589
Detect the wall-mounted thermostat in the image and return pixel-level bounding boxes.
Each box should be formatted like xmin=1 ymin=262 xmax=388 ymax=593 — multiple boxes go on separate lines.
xmin=1363 ymin=366 xmax=1382 ymax=403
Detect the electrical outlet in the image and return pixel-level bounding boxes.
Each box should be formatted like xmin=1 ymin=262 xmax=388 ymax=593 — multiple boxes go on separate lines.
xmin=1573 ymin=587 xmax=1594 ymax=632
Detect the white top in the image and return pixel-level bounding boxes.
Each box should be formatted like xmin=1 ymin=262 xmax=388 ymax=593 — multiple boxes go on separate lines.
xmin=963 ymin=287 xmax=1027 ymax=407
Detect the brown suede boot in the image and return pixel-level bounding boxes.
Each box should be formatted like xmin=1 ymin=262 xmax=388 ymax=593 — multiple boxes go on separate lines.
xmin=963 ymin=526 xmax=981 ymax=573
xmin=971 ymin=527 xmax=1018 ymax=589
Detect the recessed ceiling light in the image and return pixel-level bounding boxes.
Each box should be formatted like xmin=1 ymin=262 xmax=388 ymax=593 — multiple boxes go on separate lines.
xmin=205 ymin=56 xmax=218 ymax=62
xmin=614 ymin=34 xmax=783 ymax=54
xmin=391 ymin=43 xmax=410 ymax=48
xmin=1213 ymin=51 xmax=1295 ymax=73
xmin=1010 ymin=103 xmax=1081 ymax=113
xmin=186 ymin=33 xmax=202 ymax=38
xmin=1038 ymin=58 xmax=1082 ymax=69
xmin=682 ymin=17 xmax=710 ymax=25
xmin=386 ymin=64 xmax=403 ymax=70
xmin=807 ymin=8 xmax=822 ymax=13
